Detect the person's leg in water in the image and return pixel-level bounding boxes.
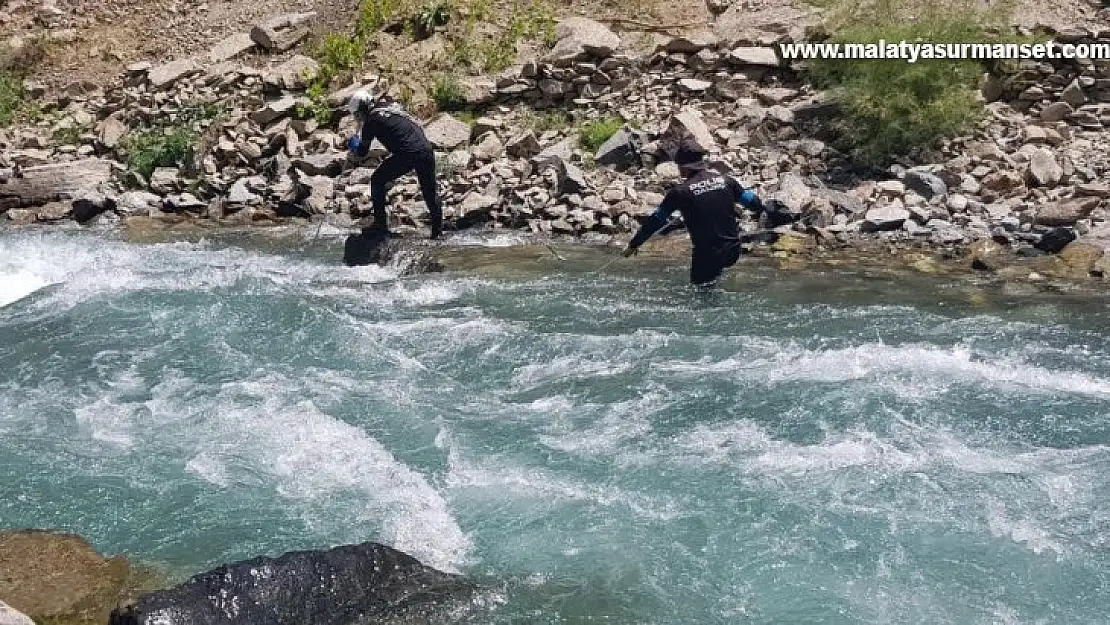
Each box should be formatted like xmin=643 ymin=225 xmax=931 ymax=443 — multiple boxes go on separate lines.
xmin=689 ymin=243 xmax=741 ymax=287
xmin=367 ymin=153 xmax=417 ymax=232
xmin=413 ymin=149 xmax=443 ymax=239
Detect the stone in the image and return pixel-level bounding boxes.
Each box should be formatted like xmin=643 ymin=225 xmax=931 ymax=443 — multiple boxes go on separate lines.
xmin=423 ymin=114 xmax=471 ymax=150
xmin=876 ymin=180 xmax=905 ymax=197
xmin=969 ymin=238 xmax=1005 ymax=271
xmin=458 ymin=76 xmax=496 ymax=104
xmin=164 ymin=193 xmax=205 ymax=212
xmin=0 ymin=531 xmax=132 ymax=624
xmin=594 ymin=127 xmax=644 ymax=170
xmin=0 ymin=159 xmax=114 ymax=209
xmin=772 ymin=172 xmax=811 ymax=215
xmin=251 ymin=12 xmax=315 ymax=52
xmin=116 ymin=191 xmax=162 ymax=216
xmin=677 ymin=78 xmax=713 ymax=92
xmin=1034 ymin=227 xmax=1078 ymax=253
xmin=1026 ymin=149 xmax=1063 ymax=187
xmin=728 ymin=46 xmax=780 ymax=67
xmin=266 ymin=55 xmax=320 ymax=90
xmin=0 ymin=601 xmax=35 ymax=625
xmin=1061 ymin=79 xmax=1086 ymax=107
xmin=71 ymin=191 xmax=115 ymax=223
xmin=1057 ymin=242 xmax=1104 ymax=272
xmin=661 ymin=34 xmax=718 ymax=54
xmin=545 ymin=18 xmax=621 ymax=66
xmin=459 ymin=191 xmax=499 ymax=217
xmin=147 ymin=58 xmax=200 ymax=89
xmin=251 ymin=96 xmax=298 ymax=126
xmin=904 ymin=170 xmax=947 ymax=200
xmin=667 ymin=107 xmax=715 ymax=153
xmin=1041 ymin=101 xmax=1074 ymax=122
xmin=293 ymin=152 xmax=345 ymax=176
xmin=98 ymin=115 xmax=128 ymax=149
xmin=553 ymin=158 xmax=589 ymax=195
xmin=110 ymin=541 xmax=473 ymax=625
xmin=297 ymin=174 xmax=335 ymax=214
xmin=1037 ymin=197 xmax=1101 ymax=226
xmin=981 ymin=74 xmax=1005 ymax=102
xmin=471 ymin=132 xmax=504 ymax=160
xmin=506 ymin=131 xmax=542 ymax=158
xmin=980 ymin=171 xmax=1024 ymax=192
xmin=207 ymin=32 xmax=256 ymax=64
xmin=148 ymin=168 xmax=180 ymax=194
xmin=862 ymin=200 xmax=910 ymax=232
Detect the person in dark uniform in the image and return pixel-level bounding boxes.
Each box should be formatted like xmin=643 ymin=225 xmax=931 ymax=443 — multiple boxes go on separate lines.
xmin=345 ymin=88 xmax=442 ymax=239
xmin=621 ymin=138 xmax=782 ymax=286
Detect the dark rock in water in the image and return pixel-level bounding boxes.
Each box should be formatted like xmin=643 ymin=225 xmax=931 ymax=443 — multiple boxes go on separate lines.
xmin=343 ymin=229 xmax=444 ymax=273
xmin=110 ymin=542 xmax=475 ymax=625
xmin=1034 ymin=227 xmax=1077 ymax=254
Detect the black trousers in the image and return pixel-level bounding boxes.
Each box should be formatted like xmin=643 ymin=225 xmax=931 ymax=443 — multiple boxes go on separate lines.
xmin=370 ymin=149 xmax=441 ymax=227
xmin=690 ymin=243 xmax=741 ymax=285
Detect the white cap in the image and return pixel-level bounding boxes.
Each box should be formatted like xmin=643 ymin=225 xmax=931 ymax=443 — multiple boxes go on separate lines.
xmin=347 ymin=88 xmax=376 ymax=115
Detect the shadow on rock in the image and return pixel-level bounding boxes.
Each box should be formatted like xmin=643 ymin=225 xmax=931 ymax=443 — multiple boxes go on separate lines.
xmin=109 ymin=542 xmax=477 ymax=625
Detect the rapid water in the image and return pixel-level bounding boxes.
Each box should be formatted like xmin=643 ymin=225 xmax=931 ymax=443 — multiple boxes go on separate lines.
xmin=1 ymin=226 xmax=1108 ymax=624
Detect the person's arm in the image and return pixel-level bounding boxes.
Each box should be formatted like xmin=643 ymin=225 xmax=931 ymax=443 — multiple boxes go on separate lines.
xmin=623 ymin=192 xmax=680 ymax=256
xmin=728 ymin=176 xmax=764 ymax=213
xmin=348 ymin=114 xmax=378 ymax=157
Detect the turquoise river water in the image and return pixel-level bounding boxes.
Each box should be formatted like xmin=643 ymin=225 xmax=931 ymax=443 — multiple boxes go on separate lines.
xmin=0 ymin=225 xmax=1108 ymax=624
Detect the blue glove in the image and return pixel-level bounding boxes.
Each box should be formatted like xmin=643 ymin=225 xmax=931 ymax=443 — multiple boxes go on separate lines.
xmin=346 ymin=135 xmax=361 ymax=152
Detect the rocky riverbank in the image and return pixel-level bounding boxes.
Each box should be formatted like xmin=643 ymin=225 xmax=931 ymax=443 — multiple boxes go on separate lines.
xmin=2 ymin=11 xmax=1110 ymax=284
xmin=0 ymin=530 xmax=477 ymax=625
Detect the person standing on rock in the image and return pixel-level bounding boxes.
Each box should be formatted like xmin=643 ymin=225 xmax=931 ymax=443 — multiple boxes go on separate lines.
xmin=621 ymin=138 xmax=780 ymax=286
xmin=345 ymin=88 xmax=443 ymax=239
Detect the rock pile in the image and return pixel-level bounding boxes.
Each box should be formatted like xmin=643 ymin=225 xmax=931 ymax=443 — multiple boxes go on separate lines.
xmin=1 ymin=14 xmax=1107 ymax=277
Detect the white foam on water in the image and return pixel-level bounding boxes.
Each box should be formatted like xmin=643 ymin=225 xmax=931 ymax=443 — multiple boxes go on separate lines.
xmin=438 ymin=427 xmax=682 ymax=522
xmin=0 ymin=269 xmax=58 ymax=308
xmin=538 ymin=390 xmax=670 ymax=456
xmin=653 ymin=340 xmax=1110 ymax=400
xmin=0 ymin=230 xmax=402 ymax=316
xmin=69 ymin=367 xmax=471 ymax=572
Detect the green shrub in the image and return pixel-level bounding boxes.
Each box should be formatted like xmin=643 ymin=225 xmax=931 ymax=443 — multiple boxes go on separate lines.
xmin=430 ymin=74 xmax=466 ymax=111
xmin=123 ymin=125 xmax=199 ymax=181
xmin=579 ymin=116 xmax=624 ymax=152
xmin=357 ymin=0 xmax=404 ymax=40
xmin=0 ymin=72 xmax=24 ymax=127
xmin=805 ymin=0 xmax=1016 ymax=165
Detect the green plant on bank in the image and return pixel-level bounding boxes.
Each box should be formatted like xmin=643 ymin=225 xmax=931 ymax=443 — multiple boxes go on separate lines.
xmin=0 ymin=72 xmax=25 ymax=127
xmin=415 ymin=0 xmax=453 ymax=38
xmin=50 ymin=124 xmax=84 ymax=146
xmin=451 ymin=0 xmax=556 ymax=72
xmin=578 ymin=116 xmax=624 ymax=152
xmin=0 ymin=33 xmax=54 ymax=127
xmin=122 ymin=125 xmax=200 ymax=181
xmin=804 ymin=0 xmax=1020 ymax=165
xmin=520 ymin=107 xmax=573 ymax=133
xmin=357 ymin=0 xmax=405 ymax=40
xmin=430 ymin=73 xmax=466 ymax=111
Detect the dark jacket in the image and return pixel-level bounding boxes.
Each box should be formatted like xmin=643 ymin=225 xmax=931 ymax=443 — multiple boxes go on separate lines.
xmin=629 ymin=163 xmax=764 ymax=257
xmin=356 ymin=104 xmax=432 ymax=155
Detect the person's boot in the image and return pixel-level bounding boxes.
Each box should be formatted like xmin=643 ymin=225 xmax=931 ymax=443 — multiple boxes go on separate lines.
xmin=429 ymin=216 xmax=443 ymax=240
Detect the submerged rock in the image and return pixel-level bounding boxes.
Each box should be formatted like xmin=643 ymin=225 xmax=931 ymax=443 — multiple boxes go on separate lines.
xmin=110 ymin=541 xmax=472 ymax=625
xmin=0 ymin=530 xmax=135 ymax=624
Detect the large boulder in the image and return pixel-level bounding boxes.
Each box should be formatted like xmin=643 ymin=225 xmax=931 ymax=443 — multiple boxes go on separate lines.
xmin=666 ymin=107 xmax=716 ymax=153
xmin=1036 ymin=197 xmax=1100 ymax=226
xmin=207 ymin=32 xmax=256 ymax=64
xmin=0 ymin=531 xmax=134 ymax=624
xmin=147 ymin=58 xmax=200 ymax=89
xmin=423 ymin=114 xmax=471 ymax=150
xmin=861 ymin=201 xmax=910 ymax=231
xmin=250 ymin=95 xmax=298 ymax=126
xmin=594 ymin=127 xmax=646 ymax=170
xmin=250 ymin=12 xmax=315 ymax=52
xmin=109 ymin=541 xmax=474 ymax=625
xmin=1025 ymin=149 xmax=1063 ymax=187
xmin=264 ymin=55 xmax=320 ymax=91
xmin=544 ymin=17 xmax=621 ymax=66
xmin=0 ymin=159 xmax=114 ymax=209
